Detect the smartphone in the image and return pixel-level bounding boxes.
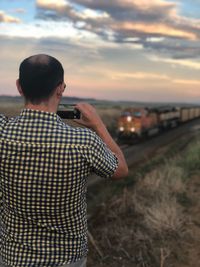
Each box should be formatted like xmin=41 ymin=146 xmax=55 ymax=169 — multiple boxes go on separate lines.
xmin=57 ymin=104 xmax=81 ymax=119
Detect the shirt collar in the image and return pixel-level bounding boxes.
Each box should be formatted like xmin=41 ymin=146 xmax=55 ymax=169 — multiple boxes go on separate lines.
xmin=20 ymin=109 xmax=62 ymax=122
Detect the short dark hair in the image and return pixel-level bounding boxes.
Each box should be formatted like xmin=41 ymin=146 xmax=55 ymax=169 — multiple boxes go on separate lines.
xmin=19 ymin=54 xmax=64 ymax=104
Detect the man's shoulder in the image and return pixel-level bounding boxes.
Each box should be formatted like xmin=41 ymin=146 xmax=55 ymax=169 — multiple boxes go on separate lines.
xmin=0 ymin=114 xmax=8 ymax=134
xmin=0 ymin=114 xmax=8 ymax=126
xmin=59 ymin=123 xmax=98 ymax=146
xmin=69 ymin=125 xmax=97 ymax=144
xmin=0 ymin=114 xmax=8 ymax=122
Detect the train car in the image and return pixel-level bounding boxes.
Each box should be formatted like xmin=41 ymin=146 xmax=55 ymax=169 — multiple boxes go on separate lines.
xmin=180 ymin=106 xmax=200 ymax=122
xmin=117 ymin=108 xmax=159 ymax=141
xmin=180 ymin=108 xmax=190 ymax=122
xmin=117 ymin=105 xmax=200 ymax=143
xmin=194 ymin=107 xmax=200 ymax=118
xmin=155 ymin=107 xmax=180 ymax=130
xmin=189 ymin=108 xmax=196 ymax=120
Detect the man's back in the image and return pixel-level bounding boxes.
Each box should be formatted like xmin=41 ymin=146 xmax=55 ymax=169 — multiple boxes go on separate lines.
xmin=0 ymin=109 xmax=118 ymax=266
xmin=0 ymin=54 xmax=128 ymax=267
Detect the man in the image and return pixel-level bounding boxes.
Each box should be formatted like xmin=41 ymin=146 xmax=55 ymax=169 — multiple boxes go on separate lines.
xmin=0 ymin=54 xmax=128 ymax=267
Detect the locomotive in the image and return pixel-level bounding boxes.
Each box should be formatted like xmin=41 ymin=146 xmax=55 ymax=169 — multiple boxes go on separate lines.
xmin=117 ymin=106 xmax=200 ymax=143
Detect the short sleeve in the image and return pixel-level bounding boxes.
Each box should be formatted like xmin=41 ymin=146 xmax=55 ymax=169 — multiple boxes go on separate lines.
xmin=81 ymin=131 xmax=118 ymax=178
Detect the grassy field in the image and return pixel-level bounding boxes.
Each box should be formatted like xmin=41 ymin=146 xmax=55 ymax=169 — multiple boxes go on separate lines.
xmin=87 ymin=133 xmax=200 ymax=267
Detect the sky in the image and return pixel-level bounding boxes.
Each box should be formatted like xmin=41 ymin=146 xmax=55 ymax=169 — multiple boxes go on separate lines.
xmin=0 ymin=0 xmax=200 ymax=103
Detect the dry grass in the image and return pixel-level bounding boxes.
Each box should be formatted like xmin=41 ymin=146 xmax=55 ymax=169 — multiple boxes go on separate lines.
xmin=178 ymin=141 xmax=200 ymax=178
xmin=88 ymin=138 xmax=200 ymax=267
xmin=0 ymin=104 xmax=23 ymax=118
xmin=138 ymin=163 xmax=185 ymax=196
xmin=88 ymin=166 xmax=187 ymax=267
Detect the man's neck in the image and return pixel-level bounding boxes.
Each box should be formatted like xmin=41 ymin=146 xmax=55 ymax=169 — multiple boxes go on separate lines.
xmin=25 ymin=103 xmax=57 ymax=113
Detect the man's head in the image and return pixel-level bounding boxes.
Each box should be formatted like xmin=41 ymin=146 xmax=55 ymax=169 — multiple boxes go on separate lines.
xmin=17 ymin=54 xmax=64 ymax=104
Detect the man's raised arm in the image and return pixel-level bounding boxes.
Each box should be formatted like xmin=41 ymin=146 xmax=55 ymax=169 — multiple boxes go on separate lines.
xmin=75 ymin=103 xmax=128 ymax=180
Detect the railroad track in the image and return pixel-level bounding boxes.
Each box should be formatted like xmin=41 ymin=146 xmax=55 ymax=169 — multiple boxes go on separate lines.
xmin=87 ymin=118 xmax=200 ymax=187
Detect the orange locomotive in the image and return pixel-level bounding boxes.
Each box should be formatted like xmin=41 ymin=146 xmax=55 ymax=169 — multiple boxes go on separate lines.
xmin=117 ymin=106 xmax=181 ymax=142
xmin=117 ymin=108 xmax=158 ymax=141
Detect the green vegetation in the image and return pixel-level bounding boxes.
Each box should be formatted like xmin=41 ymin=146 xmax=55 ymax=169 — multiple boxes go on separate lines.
xmin=178 ymin=140 xmax=200 ymax=179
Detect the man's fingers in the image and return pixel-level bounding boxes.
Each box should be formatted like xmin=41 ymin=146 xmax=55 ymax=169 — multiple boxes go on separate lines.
xmin=73 ymin=119 xmax=89 ymax=127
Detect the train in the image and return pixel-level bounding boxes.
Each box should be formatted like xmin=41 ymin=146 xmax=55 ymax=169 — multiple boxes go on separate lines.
xmin=117 ymin=106 xmax=200 ymax=143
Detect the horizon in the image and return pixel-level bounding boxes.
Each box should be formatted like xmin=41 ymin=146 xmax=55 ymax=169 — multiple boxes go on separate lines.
xmin=0 ymin=94 xmax=199 ymax=106
xmin=0 ymin=0 xmax=200 ymax=103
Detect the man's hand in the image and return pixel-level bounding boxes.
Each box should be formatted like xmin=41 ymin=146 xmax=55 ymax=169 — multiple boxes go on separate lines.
xmin=74 ymin=103 xmax=105 ymax=131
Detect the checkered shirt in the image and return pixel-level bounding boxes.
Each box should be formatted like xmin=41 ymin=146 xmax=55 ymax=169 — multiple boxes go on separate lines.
xmin=0 ymin=109 xmax=118 ymax=267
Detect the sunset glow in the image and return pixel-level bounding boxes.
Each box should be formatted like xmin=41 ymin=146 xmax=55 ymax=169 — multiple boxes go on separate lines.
xmin=0 ymin=0 xmax=200 ymax=103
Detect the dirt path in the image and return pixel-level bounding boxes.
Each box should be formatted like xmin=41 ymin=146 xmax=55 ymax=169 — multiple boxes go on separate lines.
xmin=175 ymin=175 xmax=200 ymax=267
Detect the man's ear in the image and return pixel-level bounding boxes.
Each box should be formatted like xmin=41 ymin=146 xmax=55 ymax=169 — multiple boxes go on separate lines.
xmin=16 ymin=79 xmax=23 ymax=96
xmin=56 ymin=84 xmax=63 ymax=98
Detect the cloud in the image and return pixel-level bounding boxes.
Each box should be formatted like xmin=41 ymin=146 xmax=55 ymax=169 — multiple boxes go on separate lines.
xmin=110 ymin=71 xmax=169 ymax=81
xmin=36 ymin=0 xmax=196 ymax=39
xmin=71 ymin=0 xmax=177 ymax=22
xmin=37 ymin=0 xmax=68 ymax=10
xmin=0 ymin=21 xmax=79 ymax=39
xmin=149 ymin=55 xmax=200 ymax=69
xmin=36 ymin=0 xmax=76 ymax=22
xmin=174 ymin=79 xmax=200 ymax=85
xmin=113 ymin=22 xmax=196 ymax=40
xmin=35 ymin=0 xmax=200 ymax=59
xmin=0 ymin=10 xmax=21 ymax=23
xmin=0 ymin=33 xmax=199 ymax=102
xmin=36 ymin=0 xmax=111 ymax=27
